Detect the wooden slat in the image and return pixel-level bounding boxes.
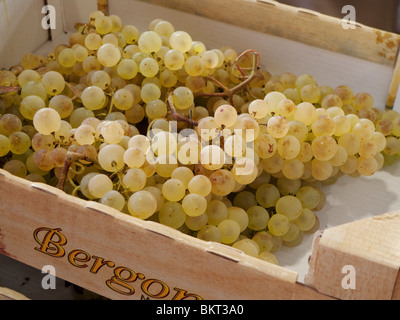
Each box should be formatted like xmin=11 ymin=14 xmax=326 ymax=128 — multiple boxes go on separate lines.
xmin=0 ymin=169 xmax=331 ymax=300
xmin=0 ymin=287 xmax=30 ymax=300
xmin=305 ymin=211 xmax=400 ymax=300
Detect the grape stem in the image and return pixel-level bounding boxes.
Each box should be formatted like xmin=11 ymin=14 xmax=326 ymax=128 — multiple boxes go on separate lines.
xmin=166 ymin=93 xmax=199 ymax=127
xmin=197 ymin=49 xmax=261 ymax=105
xmin=56 ymin=152 xmax=96 ymax=191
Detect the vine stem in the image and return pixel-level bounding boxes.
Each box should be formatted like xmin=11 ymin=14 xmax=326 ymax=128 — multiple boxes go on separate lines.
xmin=166 ymin=93 xmax=199 ymax=127
xmin=56 ymin=152 xmax=96 ymax=191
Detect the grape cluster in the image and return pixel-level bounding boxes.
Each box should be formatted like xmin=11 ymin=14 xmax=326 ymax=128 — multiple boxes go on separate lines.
xmin=0 ymin=11 xmax=399 ymax=266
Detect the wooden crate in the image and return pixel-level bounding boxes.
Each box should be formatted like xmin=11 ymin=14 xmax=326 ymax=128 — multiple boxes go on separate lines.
xmin=1 ymin=0 xmax=400 ymax=300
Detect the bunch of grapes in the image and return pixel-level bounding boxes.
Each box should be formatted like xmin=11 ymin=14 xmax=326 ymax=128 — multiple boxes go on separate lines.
xmin=1 ymin=10 xmax=399 ymax=266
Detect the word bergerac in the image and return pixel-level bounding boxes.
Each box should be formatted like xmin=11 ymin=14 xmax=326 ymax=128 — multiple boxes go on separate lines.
xmin=33 ymin=227 xmax=203 ymax=300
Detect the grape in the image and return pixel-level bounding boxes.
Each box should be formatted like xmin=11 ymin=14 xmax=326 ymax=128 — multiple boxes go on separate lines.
xmin=227 ymin=206 xmax=248 ymax=232
xmin=311 ymin=135 xmax=338 ymax=161
xmin=311 ymin=159 xmax=333 ymax=181
xmin=295 ymin=74 xmax=317 ymax=91
xmin=114 ymin=88 xmax=134 ymax=111
xmin=98 ymin=144 xmax=125 ymax=172
xmin=21 ymin=81 xmax=47 ymax=100
xmin=138 ymin=31 xmax=162 ymax=54
xmin=97 ymin=44 xmax=121 ymax=67
xmin=275 ymin=195 xmax=303 ymax=221
xmin=3 ymin=159 xmax=27 ymax=178
xmin=172 ymin=86 xmax=194 ymax=110
xmin=156 ymin=155 xmax=178 ymax=178
xmin=218 ymin=219 xmax=241 ymax=244
xmin=124 ymin=147 xmax=145 ymax=168
xmin=91 ymin=70 xmax=111 ymax=89
xmin=117 ymin=59 xmax=138 ymax=80
xmin=197 ymin=225 xmax=222 ymax=243
xmin=170 ymin=31 xmax=192 ymax=53
xmin=49 ymin=147 xmax=68 ymax=168
xmin=281 ymin=223 xmax=300 ymax=242
xmin=247 ymin=206 xmax=269 ymax=231
xmin=182 ymin=193 xmax=207 ymax=217
xmin=20 ymin=96 xmax=45 ymax=120
xmin=334 ymin=85 xmax=354 ymax=105
xmin=146 ymin=100 xmax=167 ymax=120
xmin=209 ymin=169 xmax=235 ymax=196
xmin=128 ymin=190 xmax=157 ymax=219
xmin=81 ymin=86 xmax=106 ymax=110
xmin=49 ymin=95 xmax=74 ymax=119
xmin=139 ymin=57 xmax=159 ymax=78
xmin=267 ymin=116 xmax=289 ymax=139
xmin=268 ymin=214 xmax=290 ymax=237
xmin=206 ymin=199 xmax=228 ymax=226
xmin=171 ymin=166 xmax=194 ymax=189
xmin=311 ymin=115 xmax=336 ymax=137
xmin=214 ymin=105 xmax=237 ymax=128
xmin=294 ymin=208 xmax=316 ymax=232
xmin=256 ymin=183 xmax=280 ymax=208
xmin=141 ymin=83 xmax=161 ymax=103
xmin=162 ymin=178 xmax=186 ymax=202
xmin=300 ymin=83 xmax=321 ymax=103
xmin=338 ymin=132 xmax=360 ymax=155
xmin=0 ymin=134 xmax=11 ymax=156
xmin=185 ymin=213 xmax=208 ymax=231
xmin=224 ymin=135 xmax=246 ymax=158
xmin=42 ymin=71 xmax=65 ymax=96
xmin=357 ymin=157 xmax=378 ymax=176
xmin=9 ymin=132 xmax=31 ymax=155
xmin=252 ymin=231 xmax=273 ymax=253
xmin=185 ymin=56 xmax=205 ymax=77
xmin=232 ymin=239 xmax=260 ymax=257
xmin=0 ymin=114 xmax=22 ymax=136
xmin=159 ymin=202 xmax=186 ymax=229
xmin=88 ymin=174 xmax=113 ymax=199
xmin=294 ymin=102 xmax=317 ymax=126
xmin=18 ymin=70 xmax=41 ymax=87
xmin=58 ymin=48 xmax=76 ymax=68
xmin=258 ymin=251 xmax=278 ymax=265
xmin=122 ymin=25 xmax=140 ymax=44
xmin=277 ymin=99 xmax=296 ymax=117
xmin=123 ymin=168 xmax=147 ymax=192
xmin=277 ymin=135 xmax=301 ymax=160
xmin=33 ymin=108 xmax=61 ymax=135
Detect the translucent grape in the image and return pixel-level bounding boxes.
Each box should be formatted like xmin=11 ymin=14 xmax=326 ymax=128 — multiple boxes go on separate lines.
xmin=311 ymin=115 xmax=336 ymax=137
xmin=311 ymin=135 xmax=338 ymax=161
xmin=128 ymin=190 xmax=157 ymax=219
xmin=98 ymin=144 xmax=125 ymax=172
xmin=232 ymin=239 xmax=260 ymax=257
xmin=139 ymin=57 xmax=159 ymax=78
xmin=100 ymin=190 xmax=126 ymax=211
xmin=41 ymin=71 xmax=65 ymax=96
xmin=81 ymin=86 xmax=106 ymax=110
xmin=162 ymin=178 xmax=186 ymax=202
xmin=0 ymin=134 xmax=11 ymax=156
xmin=124 ymin=147 xmax=145 ymax=168
xmin=294 ymin=208 xmax=316 ymax=232
xmin=20 ymin=95 xmax=45 ymax=120
xmin=185 ymin=213 xmax=208 ymax=231
xmin=18 ymin=70 xmax=41 ymax=87
xmin=123 ymin=168 xmax=147 ymax=192
xmin=33 ymin=108 xmax=61 ymax=135
xmin=206 ymin=199 xmax=228 ymax=226
xmin=209 ymin=169 xmax=236 ymax=196
xmin=182 ymin=193 xmax=207 ymax=217
xmin=256 ymin=183 xmax=280 ymax=208
xmin=171 ymin=166 xmax=194 ymax=189
xmin=170 ymin=31 xmax=193 ymax=53
xmin=97 ymin=44 xmax=121 ymax=67
xmin=141 ymin=83 xmax=161 ymax=103
xmin=277 ymin=135 xmax=301 ymax=160
xmin=114 ymin=88 xmax=134 ymax=111
xmin=247 ymin=206 xmax=270 ymax=231
xmin=275 ymin=196 xmax=302 ymax=221
xmin=58 ymin=48 xmax=76 ymax=68
xmin=224 ymin=135 xmax=246 ymax=158
xmin=267 ymin=116 xmax=289 ymax=139
xmin=138 ymin=31 xmax=162 ymax=54
xmin=117 ymin=59 xmax=138 ymax=80
xmin=268 ymin=214 xmax=290 ymax=237
xmin=185 ymin=56 xmax=205 ymax=77
xmin=294 ymin=102 xmax=317 ymax=126
xmin=88 ymin=174 xmax=113 ymax=199
xmin=197 ymin=225 xmax=222 ymax=243
xmin=218 ymin=219 xmax=241 ymax=244
xmin=159 ymin=202 xmax=186 ymax=229
xmin=49 ymin=95 xmax=74 ymax=119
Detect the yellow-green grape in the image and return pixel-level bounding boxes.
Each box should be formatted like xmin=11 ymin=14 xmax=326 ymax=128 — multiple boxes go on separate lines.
xmin=117 ymin=59 xmax=138 ymax=80
xmin=128 ymin=190 xmax=157 ymax=219
xmin=254 ymin=133 xmax=277 ymax=159
xmin=256 ymin=183 xmax=280 ymax=208
xmin=81 ymin=86 xmax=106 ymax=111
xmin=224 ymin=135 xmax=246 ymax=158
xmin=218 ymin=219 xmax=241 ymax=244
xmin=97 ymin=44 xmax=121 ymax=67
xmin=295 ymin=74 xmax=317 ymax=91
xmin=267 ymin=116 xmax=289 ymax=139
xmin=357 ymin=157 xmax=378 ymax=176
xmin=98 ymin=144 xmax=125 ymax=172
xmin=75 ymin=125 xmax=96 ymax=145
xmin=82 ymin=56 xmax=101 ymax=73
xmin=326 ymin=106 xmax=344 ymax=118
xmin=156 ymin=155 xmax=178 ymax=178
xmin=145 ymin=100 xmax=167 ymax=120
xmin=332 ymin=115 xmax=351 ymax=137
xmin=268 ymin=214 xmax=290 ymax=236
xmin=197 ymin=225 xmax=222 ymax=243
xmin=209 ymin=169 xmax=235 ymax=196
xmin=359 ymin=140 xmax=378 ymax=159
xmin=200 ymin=50 xmax=219 ymax=69
xmin=100 ymin=190 xmax=125 ymax=211
xmin=283 ymin=88 xmax=301 ymax=105
xmin=91 ymin=70 xmax=111 ymax=89
xmin=69 ymin=108 xmax=95 ymax=129
xmin=58 ymin=48 xmax=76 ymax=68
xmin=72 ymin=45 xmax=89 ymax=62
xmin=258 ymin=251 xmax=279 ymax=265
xmin=370 ymin=132 xmax=387 ymax=153
xmin=163 ymin=49 xmax=184 ymax=71
xmin=20 ymin=95 xmax=45 ymax=120
xmin=122 ymin=25 xmax=140 ymax=44
xmin=123 ymin=168 xmax=147 ymax=192
xmin=125 ymin=104 xmax=145 ymax=125
xmin=247 ymin=206 xmax=270 ymax=231
xmin=85 ymin=33 xmax=102 ymax=51
xmin=214 ymin=105 xmax=237 ymax=128
xmin=171 ymin=166 xmax=194 ymax=189
xmin=94 ymin=15 xmax=112 ymax=34
xmin=102 ymin=33 xmax=118 ymax=46
xmin=252 ymin=231 xmax=274 ymax=253
xmin=311 ymin=158 xmax=333 ymax=181
xmin=282 ymin=223 xmax=300 ymax=242
xmin=151 ymin=131 xmax=177 ymax=157
xmin=276 ymin=177 xmax=300 ymax=196
xmin=139 ymin=57 xmax=159 ymax=78
xmin=311 ymin=115 xmax=336 ymax=137
xmin=232 ymin=157 xmax=258 ymax=185
xmin=101 ymin=121 xmax=124 ymax=144
xmin=206 ymin=199 xmax=228 ymax=226
xmin=31 ymin=133 xmax=55 ymax=151
xmin=340 ymin=155 xmax=358 ymax=174
xmin=17 ymin=70 xmax=41 ymax=87
xmin=19 ymin=53 xmax=43 ymax=70
xmin=143 ymin=186 xmax=164 ymax=212
xmin=321 ymin=93 xmax=342 ymax=109
xmin=383 ymin=136 xmax=400 ymax=155
xmin=248 ymin=99 xmax=269 ymax=119
xmin=275 ymin=195 xmax=302 ymax=221
xmin=294 ymin=102 xmax=317 ymax=126
xmin=276 ymin=98 xmax=296 ymax=118
xmin=161 ymin=178 xmax=186 ymax=202
xmin=227 ymin=206 xmax=248 ymax=232
xmin=21 ymin=81 xmax=47 ymax=100
xmin=33 ymin=108 xmax=61 ymax=135
xmin=8 ymin=132 xmax=30 ymax=155
xmin=123 ymin=44 xmax=140 ymax=59
xmin=49 ymin=95 xmax=73 ymax=119
xmin=263 ymin=91 xmax=286 ymax=115
xmin=124 ymin=147 xmax=145 ymax=168
xmin=141 ymin=83 xmax=161 ymax=104
xmin=159 ymin=202 xmax=186 ymax=229
xmin=25 ymin=173 xmax=46 ymax=183
xmin=235 ymin=116 xmax=260 ymax=142
xmin=153 ymin=20 xmax=175 ymax=38
xmin=233 ymin=191 xmax=257 ymax=210
xmin=334 ymin=85 xmax=354 ymax=105
xmin=0 ymin=134 xmax=11 ymax=156
xmin=277 ymin=135 xmax=301 ymax=160
xmin=128 ymin=135 xmax=150 ymax=153
xmin=88 ymin=174 xmax=113 ymax=199
xmin=172 ymin=86 xmax=194 ymax=110
xmin=185 ymin=213 xmax=208 ymax=231
xmin=182 ymin=193 xmax=207 ymax=217
xmin=281 ymin=158 xmax=304 ymax=180
xmin=294 ymin=208 xmax=316 ymax=232
xmin=42 ymin=71 xmax=66 ymax=96
xmin=170 ymin=31 xmax=193 ymax=53
xmin=296 ymin=186 xmax=321 ymax=209
xmin=300 ymin=83 xmax=321 ymax=103
xmin=3 ymin=159 xmax=27 ymax=178
xmin=185 ymin=56 xmax=205 ymax=77
xmin=338 ymin=132 xmax=360 ymax=156
xmin=138 ymin=31 xmax=162 ymax=54
xmin=33 ymin=149 xmax=54 ymax=172
xmin=197 ymin=116 xmax=219 ymax=141
xmin=311 ymin=135 xmax=338 ymax=161
xmin=160 ymin=69 xmax=178 ymax=88
xmin=351 ymin=118 xmax=375 ymax=140
xmin=232 ymin=239 xmax=260 ymax=257
xmin=114 ymin=88 xmax=134 ymax=111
